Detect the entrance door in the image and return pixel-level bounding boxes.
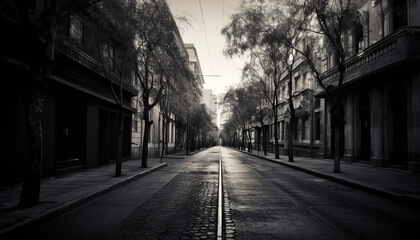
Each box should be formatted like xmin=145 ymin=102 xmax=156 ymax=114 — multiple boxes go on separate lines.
xmin=56 ymin=96 xmax=86 ymax=172
xmin=389 ymin=88 xmax=408 ymax=166
xmin=359 ymin=96 xmax=371 ymax=161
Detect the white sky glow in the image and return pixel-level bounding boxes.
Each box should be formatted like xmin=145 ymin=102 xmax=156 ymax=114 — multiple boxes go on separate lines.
xmin=166 ymin=0 xmax=245 ymax=96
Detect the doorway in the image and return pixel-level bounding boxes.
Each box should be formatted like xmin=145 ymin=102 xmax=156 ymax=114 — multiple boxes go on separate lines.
xmin=359 ymin=96 xmax=371 ymax=161
xmin=389 ymin=88 xmax=408 ymax=166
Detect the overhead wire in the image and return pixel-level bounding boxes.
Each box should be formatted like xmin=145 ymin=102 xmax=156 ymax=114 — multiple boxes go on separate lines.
xmin=198 ymin=0 xmax=213 ymax=74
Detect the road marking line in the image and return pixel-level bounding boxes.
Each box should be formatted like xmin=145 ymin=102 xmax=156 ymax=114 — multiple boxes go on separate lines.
xmin=217 ymin=148 xmax=224 ymax=239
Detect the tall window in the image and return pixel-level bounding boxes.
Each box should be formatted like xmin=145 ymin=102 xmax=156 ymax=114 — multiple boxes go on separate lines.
xmin=355 ymin=21 xmax=364 ymax=54
xmin=302 ymin=116 xmax=310 ymax=140
xmin=315 ymin=98 xmax=321 ymax=109
xmin=294 ymin=76 xmax=300 ymax=92
xmin=315 ymin=112 xmax=321 ymax=140
xmin=303 ymin=73 xmax=307 ymax=89
xmin=382 ymin=7 xmax=390 ymax=37
xmin=69 ymin=14 xmax=83 ymax=46
xmin=282 ymin=86 xmax=286 ymax=100
xmin=280 ymin=121 xmax=285 ymax=141
xmin=101 ymin=44 xmax=114 ymax=69
xmin=171 ymin=123 xmax=175 ymax=143
xmin=393 ymin=0 xmax=408 ymax=32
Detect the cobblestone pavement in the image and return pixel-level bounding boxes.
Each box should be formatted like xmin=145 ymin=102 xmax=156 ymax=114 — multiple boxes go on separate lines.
xmin=102 ymin=153 xmax=220 ymax=240
xmin=224 ymin=190 xmax=237 ymax=240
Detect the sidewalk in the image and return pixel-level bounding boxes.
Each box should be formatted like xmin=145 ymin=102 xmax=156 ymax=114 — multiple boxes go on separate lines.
xmin=0 ymin=156 xmax=169 ymax=237
xmin=236 ymin=148 xmax=420 ymax=203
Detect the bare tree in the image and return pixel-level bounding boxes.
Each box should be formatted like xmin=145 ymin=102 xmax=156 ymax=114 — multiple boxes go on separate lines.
xmin=285 ymin=0 xmax=364 ymax=172
xmin=132 ymin=0 xmax=197 ymax=167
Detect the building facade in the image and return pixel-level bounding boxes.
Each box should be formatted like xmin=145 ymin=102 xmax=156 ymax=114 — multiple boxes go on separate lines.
xmin=130 ymin=0 xmax=188 ymax=159
xmin=0 ymin=1 xmax=137 ymax=186
xmin=317 ymin=0 xmax=420 ymax=172
xmin=202 ymin=89 xmax=218 ymax=126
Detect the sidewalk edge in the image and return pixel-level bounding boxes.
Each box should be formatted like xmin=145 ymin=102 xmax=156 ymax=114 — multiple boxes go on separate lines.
xmin=0 ymin=163 xmax=167 ymax=238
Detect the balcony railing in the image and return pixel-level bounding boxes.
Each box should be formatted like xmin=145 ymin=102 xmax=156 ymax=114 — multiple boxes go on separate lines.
xmin=320 ymin=26 xmax=420 ymax=88
xmin=56 ymin=41 xmax=138 ymax=95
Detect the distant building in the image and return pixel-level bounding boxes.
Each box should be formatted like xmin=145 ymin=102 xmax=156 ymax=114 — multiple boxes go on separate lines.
xmin=185 ymin=43 xmax=205 ymax=91
xmin=202 ymin=89 xmax=218 ymax=126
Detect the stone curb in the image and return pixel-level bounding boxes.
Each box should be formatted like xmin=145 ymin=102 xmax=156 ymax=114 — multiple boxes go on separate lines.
xmin=1 ymin=163 xmax=168 ymax=238
xmin=236 ymin=150 xmax=420 ymax=204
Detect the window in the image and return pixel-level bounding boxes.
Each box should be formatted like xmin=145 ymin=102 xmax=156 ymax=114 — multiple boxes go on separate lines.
xmin=294 ymin=76 xmax=300 ymax=92
xmin=302 ymin=117 xmax=306 ymax=140
xmin=354 ymin=21 xmax=364 ymax=54
xmin=282 ymin=86 xmax=286 ymax=100
xmin=393 ymin=0 xmax=408 ymax=32
xmin=315 ymin=98 xmax=321 ymax=109
xmin=131 ymin=70 xmax=138 ymax=86
xmin=69 ymin=14 xmax=83 ymax=46
xmin=321 ymin=56 xmax=327 ymax=72
xmin=280 ymin=121 xmax=285 ymax=141
xmin=328 ymin=52 xmax=336 ymax=68
xmin=302 ymin=116 xmax=310 ymax=140
xmin=101 ymin=44 xmax=114 ymax=68
xmin=315 ymin=112 xmax=321 ymax=140
xmin=171 ymin=123 xmax=175 ymax=143
xmin=302 ymin=72 xmax=307 ymax=89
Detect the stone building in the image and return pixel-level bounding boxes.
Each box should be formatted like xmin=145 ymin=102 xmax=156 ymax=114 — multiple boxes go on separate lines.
xmin=131 ymin=0 xmax=190 ymax=158
xmin=317 ymin=0 xmax=420 ymax=172
xmin=273 ymin=59 xmax=325 ymax=158
xmin=0 ymin=1 xmax=137 ymax=185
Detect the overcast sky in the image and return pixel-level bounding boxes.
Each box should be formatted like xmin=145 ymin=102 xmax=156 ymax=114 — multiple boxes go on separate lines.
xmin=166 ymin=0 xmax=245 ymax=96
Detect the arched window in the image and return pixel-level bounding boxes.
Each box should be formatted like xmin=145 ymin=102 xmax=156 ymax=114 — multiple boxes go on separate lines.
xmin=393 ymin=0 xmax=408 ymax=32
xmin=355 ymin=20 xmax=364 ymax=54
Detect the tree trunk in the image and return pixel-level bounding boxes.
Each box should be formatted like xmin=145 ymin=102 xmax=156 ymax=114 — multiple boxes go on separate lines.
xmin=334 ymin=124 xmax=341 ymax=173
xmin=288 ymin=70 xmax=295 ymax=162
xmin=242 ymin=129 xmax=245 ymax=151
xmin=247 ymin=129 xmax=252 ymax=152
xmin=263 ymin=125 xmax=267 ymax=155
xmin=273 ymin=107 xmax=280 ymax=159
xmin=191 ymin=128 xmax=195 ymax=152
xmin=142 ymin=108 xmax=152 ymax=168
xmin=19 ymin=0 xmax=57 ymax=208
xmin=20 ymin=84 xmax=47 ymax=207
xmin=160 ymin=114 xmax=165 ymax=162
xmin=115 ymin=106 xmax=123 ymax=177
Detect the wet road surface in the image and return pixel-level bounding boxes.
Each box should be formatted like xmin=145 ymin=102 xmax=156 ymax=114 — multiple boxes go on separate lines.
xmin=221 ymin=147 xmax=420 ymax=239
